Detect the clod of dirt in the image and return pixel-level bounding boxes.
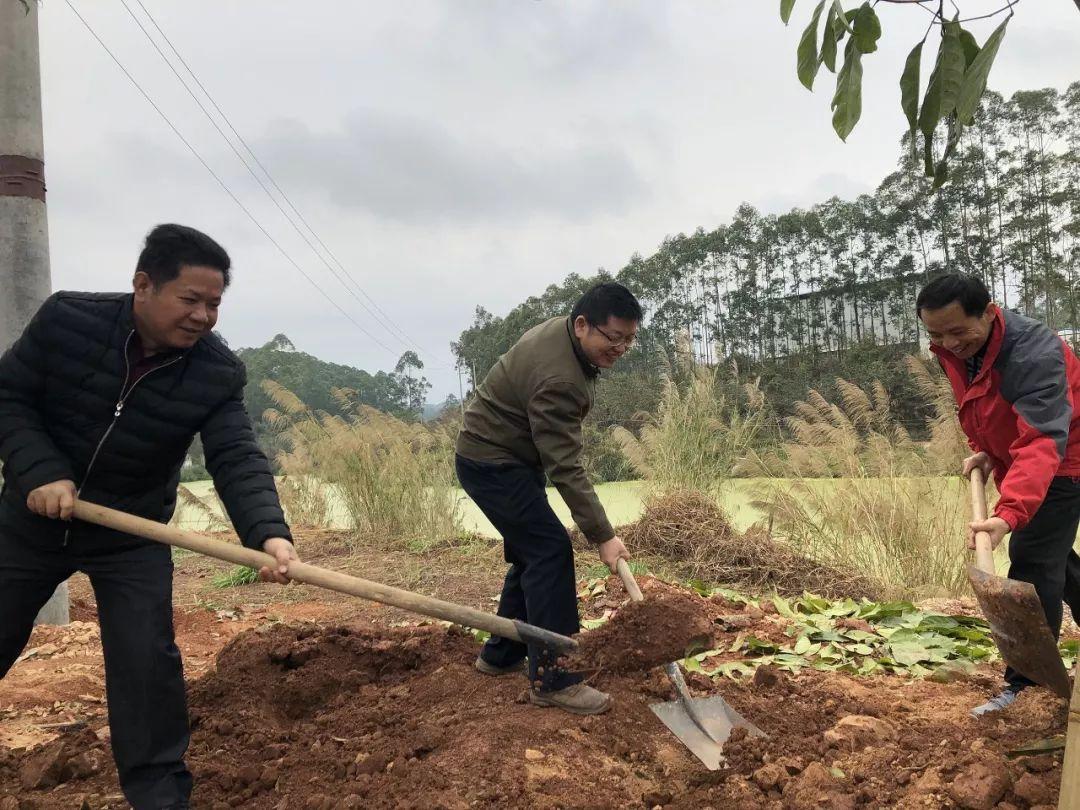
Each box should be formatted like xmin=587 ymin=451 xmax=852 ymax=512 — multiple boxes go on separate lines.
xmin=1022 ymin=755 xmax=1057 ymax=773
xmin=715 ymin=614 xmax=755 ymax=631
xmin=912 ymin=767 xmax=946 ymax=795
xmin=703 ymin=776 xmax=766 ymax=809
xmin=570 ymin=582 xmax=714 ymax=674
xmin=822 ymin=715 xmax=898 ymax=751
xmin=1014 ymin=771 xmax=1052 ymax=805
xmin=743 ymin=602 xmax=766 ymax=620
xmin=751 ymin=762 xmax=790 ymax=792
xmin=20 ymin=747 xmax=65 ymax=791
xmin=1009 ymin=687 xmax=1067 ymax=730
xmin=782 ymin=761 xmax=856 ymax=810
xmin=948 ymin=757 xmax=1012 ymax=809
xmin=642 ymin=789 xmax=673 ymax=807
xmin=929 ymin=661 xmax=972 ymax=684
xmin=751 ymin=664 xmax=790 ymax=693
xmin=18 ymin=730 xmax=104 ymax=790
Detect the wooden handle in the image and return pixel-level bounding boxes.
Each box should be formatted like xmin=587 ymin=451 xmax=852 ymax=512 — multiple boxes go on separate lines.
xmin=969 ymin=469 xmax=996 ymax=575
xmin=72 ymin=500 xmax=578 ymax=652
xmin=1059 ymin=663 xmax=1080 ymax=808
xmin=616 ymin=558 xmax=643 ymax=602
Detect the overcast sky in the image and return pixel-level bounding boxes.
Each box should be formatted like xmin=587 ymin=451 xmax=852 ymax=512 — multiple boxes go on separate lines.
xmin=37 ymin=1 xmax=1080 ymax=399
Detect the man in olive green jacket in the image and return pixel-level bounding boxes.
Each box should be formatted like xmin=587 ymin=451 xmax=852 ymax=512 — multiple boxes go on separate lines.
xmin=456 ymin=282 xmax=642 ymax=715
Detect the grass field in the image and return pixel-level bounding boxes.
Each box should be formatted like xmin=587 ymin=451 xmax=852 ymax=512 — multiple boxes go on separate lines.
xmin=177 ymin=475 xmax=1080 ymax=594
xmin=176 ymin=478 xmax=655 ymax=535
xmin=176 ymin=477 xmax=959 ymax=536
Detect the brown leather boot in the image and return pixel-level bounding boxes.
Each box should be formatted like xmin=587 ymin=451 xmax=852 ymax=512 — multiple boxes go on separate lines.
xmin=530 ymin=683 xmax=612 ymax=715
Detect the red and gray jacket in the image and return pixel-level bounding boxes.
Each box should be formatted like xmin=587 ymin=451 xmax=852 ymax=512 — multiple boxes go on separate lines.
xmin=934 ymin=307 xmax=1080 ymax=531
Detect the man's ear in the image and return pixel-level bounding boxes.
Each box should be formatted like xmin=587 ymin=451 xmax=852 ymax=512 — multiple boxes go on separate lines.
xmin=133 ymin=271 xmax=154 ymax=300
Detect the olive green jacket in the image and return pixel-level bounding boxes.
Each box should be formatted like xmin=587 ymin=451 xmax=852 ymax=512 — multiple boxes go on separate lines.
xmin=456 ymin=316 xmax=615 ymax=543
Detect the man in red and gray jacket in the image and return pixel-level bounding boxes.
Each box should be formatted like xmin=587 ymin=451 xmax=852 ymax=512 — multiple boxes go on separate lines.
xmin=918 ymin=273 xmax=1080 ymax=716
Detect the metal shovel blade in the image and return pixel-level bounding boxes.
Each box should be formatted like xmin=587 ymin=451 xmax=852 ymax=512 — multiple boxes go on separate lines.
xmin=968 ymin=565 xmax=1071 ymax=700
xmin=650 ymin=695 xmax=764 ymax=771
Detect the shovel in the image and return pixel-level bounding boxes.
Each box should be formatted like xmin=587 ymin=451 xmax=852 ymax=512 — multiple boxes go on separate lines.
xmin=615 ymin=560 xmax=764 ymax=770
xmin=72 ymin=499 xmax=578 ymax=654
xmin=967 ymin=470 xmax=1070 ymax=699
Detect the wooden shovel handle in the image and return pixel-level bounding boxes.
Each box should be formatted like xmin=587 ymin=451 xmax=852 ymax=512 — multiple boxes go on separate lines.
xmin=71 ymin=500 xmax=578 ymax=652
xmin=969 ymin=469 xmax=996 ymax=575
xmin=616 ymin=558 xmax=644 ymax=603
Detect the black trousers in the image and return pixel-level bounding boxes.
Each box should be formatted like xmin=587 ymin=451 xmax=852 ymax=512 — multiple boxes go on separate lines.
xmin=455 ymin=455 xmax=580 ymax=692
xmin=1004 ymin=476 xmax=1080 ymax=689
xmin=0 ymin=529 xmax=191 ymax=809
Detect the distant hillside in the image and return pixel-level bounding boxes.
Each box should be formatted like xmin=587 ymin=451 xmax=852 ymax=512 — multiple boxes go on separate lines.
xmin=237 ymin=334 xmax=408 ymax=426
xmin=183 ymin=335 xmax=428 ymax=478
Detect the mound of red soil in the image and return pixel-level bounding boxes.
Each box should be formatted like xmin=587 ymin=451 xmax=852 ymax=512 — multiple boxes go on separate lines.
xmin=571 ymin=582 xmax=715 ymax=674
xmin=186 ymin=622 xmax=672 ymax=809
xmin=2 ymin=600 xmax=1069 ymax=808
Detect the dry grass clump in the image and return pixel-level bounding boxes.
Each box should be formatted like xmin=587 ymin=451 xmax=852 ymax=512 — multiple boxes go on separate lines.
xmin=745 ymin=358 xmax=967 ymax=478
xmin=619 ymin=489 xmax=879 ymax=599
xmin=263 ymin=381 xmax=461 ymax=551
xmin=905 ymin=356 xmax=969 ymax=475
xmin=759 ymin=476 xmax=970 ymax=599
xmin=744 ymin=364 xmax=973 ymax=599
xmin=599 ymin=356 xmax=973 ymax=601
xmin=612 ymin=361 xmax=768 ymax=494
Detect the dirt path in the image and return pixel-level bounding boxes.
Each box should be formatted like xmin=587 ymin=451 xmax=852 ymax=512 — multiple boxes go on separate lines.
xmin=0 ymin=532 xmax=1071 ymax=809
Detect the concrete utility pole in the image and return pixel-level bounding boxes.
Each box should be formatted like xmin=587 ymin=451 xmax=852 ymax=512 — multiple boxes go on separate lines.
xmin=1 ymin=0 xmax=70 ymax=626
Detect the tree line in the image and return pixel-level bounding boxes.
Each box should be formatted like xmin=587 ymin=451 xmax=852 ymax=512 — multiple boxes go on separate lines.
xmin=452 ymin=83 xmax=1080 ymax=456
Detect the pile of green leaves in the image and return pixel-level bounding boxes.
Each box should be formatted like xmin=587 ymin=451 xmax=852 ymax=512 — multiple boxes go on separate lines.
xmin=684 ymin=588 xmax=1079 ymax=681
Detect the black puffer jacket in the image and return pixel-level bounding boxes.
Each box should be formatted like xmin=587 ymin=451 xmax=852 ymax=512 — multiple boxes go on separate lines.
xmin=0 ymin=291 xmax=291 ymax=551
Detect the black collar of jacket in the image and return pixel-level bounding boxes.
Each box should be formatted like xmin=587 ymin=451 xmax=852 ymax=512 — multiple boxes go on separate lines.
xmin=565 ymin=317 xmax=600 ymax=379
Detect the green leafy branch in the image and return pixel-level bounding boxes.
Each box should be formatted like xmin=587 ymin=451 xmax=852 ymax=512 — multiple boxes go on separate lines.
xmin=781 ymin=0 xmax=1019 ymax=187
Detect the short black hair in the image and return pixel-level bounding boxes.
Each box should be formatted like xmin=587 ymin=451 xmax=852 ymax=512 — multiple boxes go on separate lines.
xmin=916 ymin=273 xmax=990 ymax=317
xmin=571 ymin=282 xmax=643 ymax=326
xmin=136 ymin=224 xmax=231 ymax=288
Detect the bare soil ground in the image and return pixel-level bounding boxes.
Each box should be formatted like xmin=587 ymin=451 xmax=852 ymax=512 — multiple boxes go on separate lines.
xmin=0 ymin=529 xmax=1071 ymax=809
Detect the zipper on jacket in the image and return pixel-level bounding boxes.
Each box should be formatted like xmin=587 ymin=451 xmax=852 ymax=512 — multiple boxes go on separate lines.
xmin=63 ymin=331 xmax=183 ymax=546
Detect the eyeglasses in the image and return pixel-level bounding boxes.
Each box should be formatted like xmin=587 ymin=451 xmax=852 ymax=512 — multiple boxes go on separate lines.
xmin=593 ymin=324 xmax=636 ymax=349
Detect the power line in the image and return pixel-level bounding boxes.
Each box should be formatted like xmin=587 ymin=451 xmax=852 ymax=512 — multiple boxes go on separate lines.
xmin=130 ymin=0 xmax=429 ymax=356
xmin=62 ymin=0 xmax=403 ymax=356
xmin=117 ymin=0 xmax=403 ymax=344
xmin=121 ymin=0 xmax=450 ymax=369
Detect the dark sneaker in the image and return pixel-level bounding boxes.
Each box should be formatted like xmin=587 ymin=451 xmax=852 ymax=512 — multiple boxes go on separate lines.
xmin=971 ymin=686 xmax=1023 ymax=717
xmin=474 ymin=656 xmax=525 ymax=677
xmin=530 ymin=682 xmax=612 ymax=715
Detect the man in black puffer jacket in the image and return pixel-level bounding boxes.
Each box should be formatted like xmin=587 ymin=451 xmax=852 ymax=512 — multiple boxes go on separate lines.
xmin=0 ymin=224 xmax=299 ymax=809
